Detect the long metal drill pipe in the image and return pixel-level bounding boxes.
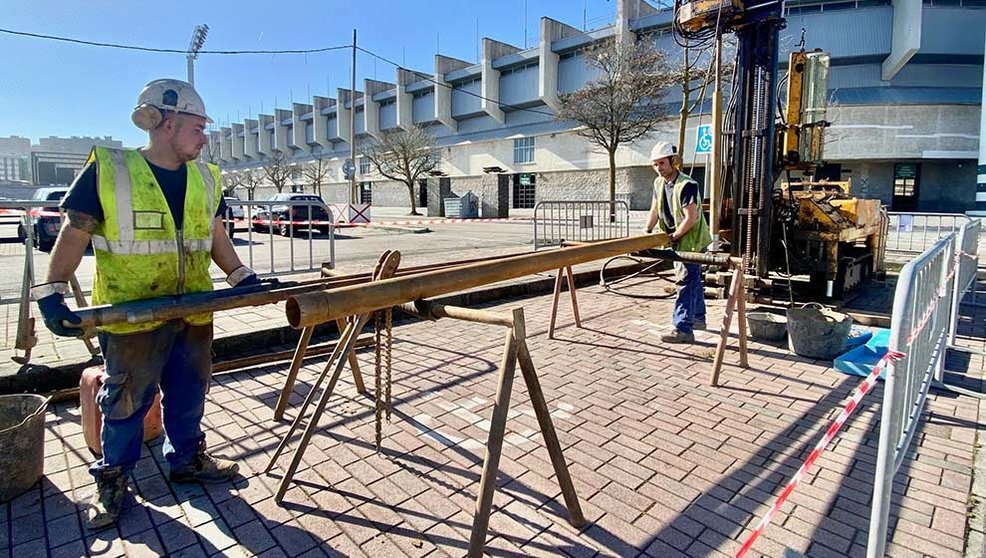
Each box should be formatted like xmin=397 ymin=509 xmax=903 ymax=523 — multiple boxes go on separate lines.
xmin=69 ymin=253 xmax=518 ymax=329
xmin=286 ymin=233 xmax=670 ymax=328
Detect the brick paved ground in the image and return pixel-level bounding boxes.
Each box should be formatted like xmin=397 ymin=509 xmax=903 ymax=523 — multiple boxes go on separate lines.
xmin=2 ymin=275 xmax=983 ymax=557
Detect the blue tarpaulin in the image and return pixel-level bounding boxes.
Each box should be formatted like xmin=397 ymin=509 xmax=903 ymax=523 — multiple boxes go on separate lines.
xmin=834 ymin=327 xmax=891 ymax=380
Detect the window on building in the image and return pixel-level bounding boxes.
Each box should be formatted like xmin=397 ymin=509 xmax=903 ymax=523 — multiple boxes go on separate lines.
xmin=359 ymin=182 xmax=373 ymax=204
xmin=513 ymin=137 xmax=535 ymax=164
xmin=359 ymin=156 xmax=371 ymax=175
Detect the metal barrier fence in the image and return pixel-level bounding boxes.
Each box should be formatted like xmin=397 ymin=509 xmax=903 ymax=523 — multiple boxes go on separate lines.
xmin=886 ymin=212 xmax=977 ymax=255
xmin=227 ymin=199 xmax=336 ymax=275
xmin=867 ymin=217 xmax=983 ymax=556
xmin=0 ymin=199 xmax=335 ymax=305
xmin=532 ymin=200 xmax=630 ymax=250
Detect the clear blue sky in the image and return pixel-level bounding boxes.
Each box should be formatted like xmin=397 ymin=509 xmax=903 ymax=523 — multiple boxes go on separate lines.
xmin=1 ymin=0 xmax=621 ymax=147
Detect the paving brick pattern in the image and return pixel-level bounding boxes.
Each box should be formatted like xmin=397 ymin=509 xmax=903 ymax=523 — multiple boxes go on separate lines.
xmin=2 ymin=277 xmax=983 ymax=557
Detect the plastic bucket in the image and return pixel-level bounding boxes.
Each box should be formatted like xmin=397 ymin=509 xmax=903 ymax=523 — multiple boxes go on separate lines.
xmin=747 ymin=312 xmax=788 ymax=341
xmin=787 ymin=303 xmax=853 ymax=360
xmin=0 ymin=394 xmax=49 ymax=502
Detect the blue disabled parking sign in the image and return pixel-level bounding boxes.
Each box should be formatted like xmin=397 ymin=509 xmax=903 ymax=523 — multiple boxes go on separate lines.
xmin=696 ymin=124 xmax=713 ymax=155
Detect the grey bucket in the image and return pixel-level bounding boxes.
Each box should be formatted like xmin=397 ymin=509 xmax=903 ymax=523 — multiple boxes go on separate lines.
xmin=747 ymin=312 xmax=788 ymax=341
xmin=0 ymin=394 xmax=49 ymax=502
xmin=786 ymin=303 xmax=853 ymax=360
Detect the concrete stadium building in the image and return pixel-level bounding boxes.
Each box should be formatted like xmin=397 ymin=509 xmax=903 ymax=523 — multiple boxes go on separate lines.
xmin=211 ymin=0 xmax=986 ymax=215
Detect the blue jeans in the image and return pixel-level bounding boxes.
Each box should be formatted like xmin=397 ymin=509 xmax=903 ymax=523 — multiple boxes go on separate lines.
xmin=672 ymin=262 xmax=706 ymax=334
xmin=90 ymin=320 xmax=213 ymax=477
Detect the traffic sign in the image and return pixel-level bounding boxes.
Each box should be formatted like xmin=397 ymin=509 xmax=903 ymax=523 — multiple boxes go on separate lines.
xmin=696 ymin=124 xmax=713 ymax=155
xmin=343 ymin=159 xmax=356 ymax=180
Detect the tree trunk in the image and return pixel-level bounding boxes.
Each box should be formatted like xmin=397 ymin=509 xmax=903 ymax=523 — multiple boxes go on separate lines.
xmin=406 ymin=181 xmax=420 ymax=215
xmin=608 ymin=147 xmax=618 ymax=222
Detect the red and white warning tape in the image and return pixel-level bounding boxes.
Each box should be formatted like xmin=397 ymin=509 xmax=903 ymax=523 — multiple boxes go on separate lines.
xmin=356 ymin=216 xmax=531 ymax=227
xmin=735 ymin=350 xmax=905 ymax=558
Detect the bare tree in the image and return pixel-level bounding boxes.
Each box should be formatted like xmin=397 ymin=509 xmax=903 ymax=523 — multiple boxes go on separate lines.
xmin=220 ymin=171 xmax=244 ymax=197
xmin=361 ymin=125 xmax=440 ymax=215
xmin=671 ymin=41 xmax=736 ymax=168
xmin=241 ymin=168 xmax=264 ymax=200
xmin=557 ymin=38 xmax=675 ymax=206
xmin=261 ymin=150 xmax=291 ymax=194
xmin=302 ymin=152 xmax=331 ymax=198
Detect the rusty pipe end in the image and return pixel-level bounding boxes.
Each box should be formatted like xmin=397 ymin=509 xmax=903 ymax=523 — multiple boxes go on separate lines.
xmin=286 ymin=292 xmax=332 ymax=329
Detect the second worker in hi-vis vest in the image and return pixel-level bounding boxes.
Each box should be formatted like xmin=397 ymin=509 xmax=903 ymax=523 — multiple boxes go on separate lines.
xmin=643 ymin=141 xmax=712 ymax=344
xmin=31 ymin=79 xmax=260 ymax=530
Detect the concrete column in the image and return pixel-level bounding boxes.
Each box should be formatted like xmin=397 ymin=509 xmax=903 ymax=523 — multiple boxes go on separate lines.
xmin=539 ymin=17 xmax=581 ymax=113
xmin=208 ymin=131 xmax=222 ymax=163
xmin=364 ymin=79 xmax=394 ymax=138
xmin=481 ymin=38 xmax=521 ymax=123
xmin=398 ymin=69 xmax=421 ymax=130
xmin=882 ymin=0 xmax=922 ymax=80
xmin=978 ymin=31 xmax=986 ymax=212
xmin=292 ymin=103 xmax=312 ymax=153
xmin=616 ymin=0 xmax=658 ymax=45
xmin=220 ymin=127 xmax=234 ymax=161
xmin=274 ymin=108 xmax=291 ymax=152
xmin=258 ymin=114 xmax=274 ymax=156
xmin=312 ymin=96 xmax=334 ymax=149
xmin=231 ymin=123 xmax=245 ymax=160
xmin=335 ymin=88 xmax=363 ymax=144
xmin=434 ymin=55 xmax=471 ymax=131
xmin=243 ymin=119 xmax=259 ymax=159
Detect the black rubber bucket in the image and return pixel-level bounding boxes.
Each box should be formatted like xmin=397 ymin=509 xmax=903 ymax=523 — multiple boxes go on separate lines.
xmin=0 ymin=394 xmax=49 ymax=502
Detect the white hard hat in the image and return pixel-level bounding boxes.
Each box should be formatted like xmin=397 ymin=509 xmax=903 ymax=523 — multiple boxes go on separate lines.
xmin=650 ymin=141 xmax=676 ymax=161
xmin=131 ymin=78 xmax=212 ymax=130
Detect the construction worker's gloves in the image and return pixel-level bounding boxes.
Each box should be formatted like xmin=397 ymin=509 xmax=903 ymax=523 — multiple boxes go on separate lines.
xmin=226 ymin=265 xmax=260 ymax=288
xmin=31 ymin=282 xmax=84 ymax=337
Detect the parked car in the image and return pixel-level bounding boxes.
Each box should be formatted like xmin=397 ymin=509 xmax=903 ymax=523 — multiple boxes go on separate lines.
xmin=252 ymin=193 xmax=332 ymax=236
xmin=222 ymin=196 xmax=244 ymax=239
xmin=17 ymin=187 xmax=68 ymax=252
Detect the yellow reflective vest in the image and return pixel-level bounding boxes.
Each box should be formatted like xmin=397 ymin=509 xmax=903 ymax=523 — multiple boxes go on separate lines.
xmin=88 ymin=147 xmax=220 ymax=334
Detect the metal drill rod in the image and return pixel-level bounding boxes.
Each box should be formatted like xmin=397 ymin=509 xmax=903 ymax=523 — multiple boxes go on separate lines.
xmin=288 ymin=233 xmax=671 ymax=328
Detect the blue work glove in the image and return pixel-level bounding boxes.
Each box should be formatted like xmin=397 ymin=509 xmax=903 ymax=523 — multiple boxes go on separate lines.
xmin=225 ymin=265 xmax=278 ymax=288
xmin=31 ymin=283 xmax=84 ymax=337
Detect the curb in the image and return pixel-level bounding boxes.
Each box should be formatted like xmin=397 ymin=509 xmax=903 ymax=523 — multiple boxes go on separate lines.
xmin=0 ymin=259 xmax=663 ymax=396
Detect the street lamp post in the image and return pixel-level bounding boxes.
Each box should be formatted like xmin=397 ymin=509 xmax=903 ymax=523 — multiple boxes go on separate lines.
xmin=186 ymin=24 xmax=210 ymax=87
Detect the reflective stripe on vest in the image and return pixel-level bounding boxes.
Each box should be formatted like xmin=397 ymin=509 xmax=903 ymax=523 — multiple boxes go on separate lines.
xmin=89 ymin=147 xmax=220 ymax=334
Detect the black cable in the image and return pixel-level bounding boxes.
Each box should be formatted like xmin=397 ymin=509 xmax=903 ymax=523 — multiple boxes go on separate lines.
xmin=0 ymin=27 xmax=350 ymax=55
xmin=599 ymin=256 xmax=676 ymax=300
xmin=354 ymin=46 xmax=557 ymax=117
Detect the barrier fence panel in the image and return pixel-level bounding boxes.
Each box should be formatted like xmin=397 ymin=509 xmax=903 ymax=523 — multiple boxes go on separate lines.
xmin=227 ymin=199 xmax=336 ymax=275
xmin=948 ymin=219 xmax=982 ymax=347
xmin=867 ymin=231 xmax=958 ymax=557
xmin=886 ymin=212 xmax=976 ymax=255
xmin=533 ymin=200 xmax=630 ymax=250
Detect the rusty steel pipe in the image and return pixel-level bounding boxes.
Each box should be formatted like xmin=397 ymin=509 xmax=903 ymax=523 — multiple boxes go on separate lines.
xmin=287 ymin=233 xmax=670 ymax=328
xmin=69 ymin=254 xmax=519 ymax=330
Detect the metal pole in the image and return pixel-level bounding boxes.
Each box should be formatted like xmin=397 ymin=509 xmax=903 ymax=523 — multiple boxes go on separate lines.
xmin=186 ymin=55 xmax=195 ymax=87
xmin=349 ymin=29 xmax=357 ymax=205
xmin=976 ymin=28 xmax=986 ymax=214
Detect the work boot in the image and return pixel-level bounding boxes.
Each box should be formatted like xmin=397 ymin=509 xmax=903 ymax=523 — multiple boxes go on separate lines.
xmin=85 ymin=468 xmax=129 ymax=530
xmin=661 ymin=329 xmax=695 ymax=344
xmin=170 ymin=448 xmax=240 ymax=484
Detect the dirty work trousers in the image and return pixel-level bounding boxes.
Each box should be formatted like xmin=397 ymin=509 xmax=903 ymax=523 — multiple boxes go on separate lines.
xmin=672 ymin=261 xmax=706 ymax=335
xmin=89 ymin=320 xmax=213 ymax=477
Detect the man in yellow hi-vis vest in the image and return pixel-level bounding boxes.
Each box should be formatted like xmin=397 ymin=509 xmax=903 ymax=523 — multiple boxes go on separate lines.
xmin=31 ymin=79 xmax=259 ymax=529
xmin=644 ymin=141 xmax=712 ymax=344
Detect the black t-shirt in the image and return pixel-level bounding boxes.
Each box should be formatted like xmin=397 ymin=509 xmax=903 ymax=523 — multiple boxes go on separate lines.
xmin=62 ymin=159 xmax=227 ymax=231
xmin=659 ymin=175 xmax=700 ymax=231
